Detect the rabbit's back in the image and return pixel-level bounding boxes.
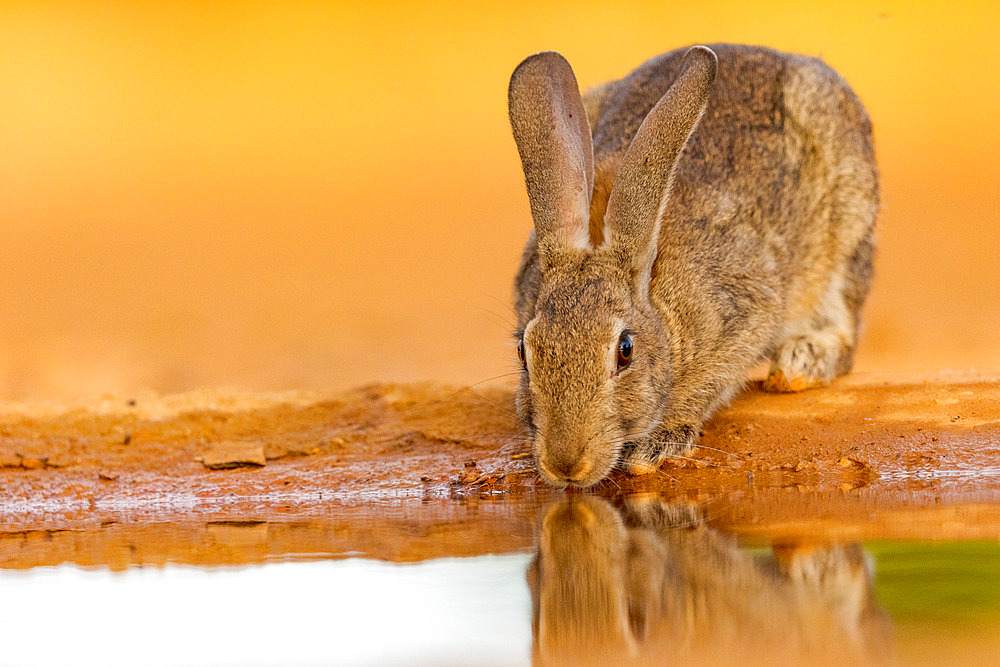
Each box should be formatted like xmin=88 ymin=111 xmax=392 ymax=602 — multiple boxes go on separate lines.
xmin=582 ymin=45 xmax=877 ymax=405
xmin=587 ymin=44 xmax=875 ymax=263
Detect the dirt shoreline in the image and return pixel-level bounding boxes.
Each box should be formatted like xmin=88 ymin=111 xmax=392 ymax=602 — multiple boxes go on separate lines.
xmin=2 ymin=369 xmax=999 ymax=565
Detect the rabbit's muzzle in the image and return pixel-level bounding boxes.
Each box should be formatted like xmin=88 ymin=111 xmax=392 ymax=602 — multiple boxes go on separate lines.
xmin=533 ymin=416 xmax=620 ymax=488
xmin=537 ymin=449 xmax=595 ymax=486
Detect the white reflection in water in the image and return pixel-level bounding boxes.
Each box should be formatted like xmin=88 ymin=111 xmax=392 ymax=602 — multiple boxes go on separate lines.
xmin=0 ymin=555 xmax=532 ymax=667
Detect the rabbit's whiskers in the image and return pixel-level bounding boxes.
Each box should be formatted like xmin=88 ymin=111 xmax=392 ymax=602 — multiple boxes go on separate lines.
xmin=658 ymin=453 xmax=726 ymax=468
xmin=480 ymin=291 xmax=519 ymax=321
xmin=689 ymin=443 xmax=744 ymax=458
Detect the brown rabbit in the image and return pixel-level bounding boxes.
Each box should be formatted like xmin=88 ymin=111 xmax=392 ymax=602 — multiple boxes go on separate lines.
xmin=508 ymin=44 xmax=878 ymax=486
xmin=527 ymin=496 xmax=893 ymax=666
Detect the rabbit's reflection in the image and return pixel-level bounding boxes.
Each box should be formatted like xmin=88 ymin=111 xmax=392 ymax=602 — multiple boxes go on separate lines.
xmin=527 ymin=496 xmax=893 ymax=666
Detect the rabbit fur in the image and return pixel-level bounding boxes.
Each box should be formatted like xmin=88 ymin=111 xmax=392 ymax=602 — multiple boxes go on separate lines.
xmin=508 ymin=44 xmax=878 ymax=487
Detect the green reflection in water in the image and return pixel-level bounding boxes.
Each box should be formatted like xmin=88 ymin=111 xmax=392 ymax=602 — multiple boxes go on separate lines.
xmin=868 ymin=541 xmax=1000 ymax=629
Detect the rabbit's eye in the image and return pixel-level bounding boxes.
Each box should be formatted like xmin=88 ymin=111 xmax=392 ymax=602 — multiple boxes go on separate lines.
xmin=617 ymin=333 xmax=633 ymax=370
xmin=517 ymin=338 xmax=526 ymax=369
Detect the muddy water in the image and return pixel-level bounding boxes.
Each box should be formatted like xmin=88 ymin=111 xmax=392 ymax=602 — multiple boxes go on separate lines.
xmin=3 ymin=498 xmax=999 ymax=666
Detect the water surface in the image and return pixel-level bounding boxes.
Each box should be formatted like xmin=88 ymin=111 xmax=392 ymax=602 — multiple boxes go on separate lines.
xmin=3 ymin=496 xmax=999 ymax=666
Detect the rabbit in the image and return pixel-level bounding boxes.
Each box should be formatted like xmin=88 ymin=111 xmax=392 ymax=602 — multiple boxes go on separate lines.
xmin=526 ymin=496 xmax=893 ymax=666
xmin=507 ymin=44 xmax=878 ymax=486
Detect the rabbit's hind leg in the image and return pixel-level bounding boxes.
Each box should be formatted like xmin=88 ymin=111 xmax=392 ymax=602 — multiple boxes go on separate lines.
xmin=762 ymin=330 xmax=849 ymax=392
xmin=763 ymin=232 xmax=874 ymax=393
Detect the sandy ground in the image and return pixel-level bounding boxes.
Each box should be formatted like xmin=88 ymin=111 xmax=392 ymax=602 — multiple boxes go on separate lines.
xmin=2 ymin=369 xmax=998 ymax=568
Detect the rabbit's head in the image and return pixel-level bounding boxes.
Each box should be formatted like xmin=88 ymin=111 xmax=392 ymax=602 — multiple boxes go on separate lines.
xmin=508 ymin=46 xmax=717 ymax=487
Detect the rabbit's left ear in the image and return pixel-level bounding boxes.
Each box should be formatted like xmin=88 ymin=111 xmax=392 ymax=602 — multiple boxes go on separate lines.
xmin=605 ymin=46 xmax=717 ymax=293
xmin=508 ymin=51 xmax=595 ymax=261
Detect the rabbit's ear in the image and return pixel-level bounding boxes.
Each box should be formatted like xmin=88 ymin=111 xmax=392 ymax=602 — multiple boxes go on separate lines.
xmin=509 ymin=51 xmax=595 ymax=259
xmin=605 ymin=46 xmax=717 ymax=291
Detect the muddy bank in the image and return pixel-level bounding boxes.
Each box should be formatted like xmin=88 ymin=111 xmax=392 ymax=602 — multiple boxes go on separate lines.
xmin=1 ymin=370 xmax=999 ymax=563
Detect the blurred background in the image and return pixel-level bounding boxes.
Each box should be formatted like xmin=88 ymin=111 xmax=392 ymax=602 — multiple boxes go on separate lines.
xmin=1 ymin=1 xmax=997 ymax=403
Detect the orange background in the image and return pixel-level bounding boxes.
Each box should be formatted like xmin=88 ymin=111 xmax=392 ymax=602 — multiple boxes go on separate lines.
xmin=1 ymin=1 xmax=998 ymax=402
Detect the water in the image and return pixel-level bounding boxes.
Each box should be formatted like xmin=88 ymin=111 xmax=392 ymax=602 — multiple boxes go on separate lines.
xmin=2 ymin=497 xmax=999 ymax=666
xmin=0 ymin=556 xmax=531 ymax=666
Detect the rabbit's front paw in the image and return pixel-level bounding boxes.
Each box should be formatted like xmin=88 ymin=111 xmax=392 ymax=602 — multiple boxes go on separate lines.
xmin=620 ymin=425 xmax=698 ymax=476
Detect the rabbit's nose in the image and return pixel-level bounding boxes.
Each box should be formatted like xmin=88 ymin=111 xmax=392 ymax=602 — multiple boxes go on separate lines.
xmin=541 ymin=454 xmax=594 ymax=484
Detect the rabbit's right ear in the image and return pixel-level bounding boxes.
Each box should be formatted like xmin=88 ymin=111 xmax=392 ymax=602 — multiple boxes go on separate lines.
xmin=605 ymin=46 xmax=717 ymax=295
xmin=508 ymin=52 xmax=595 ymax=261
